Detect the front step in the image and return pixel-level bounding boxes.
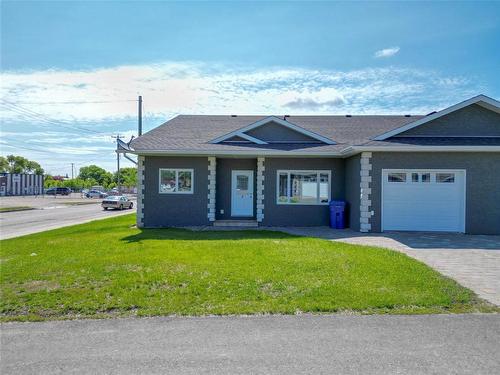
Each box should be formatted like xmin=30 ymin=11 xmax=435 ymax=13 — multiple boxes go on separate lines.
xmin=213 ymin=220 xmax=258 ymax=228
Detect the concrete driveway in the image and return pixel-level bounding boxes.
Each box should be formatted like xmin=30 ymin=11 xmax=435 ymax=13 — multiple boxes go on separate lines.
xmin=2 ymin=314 xmax=499 ymax=374
xmin=276 ymin=227 xmax=500 ymax=306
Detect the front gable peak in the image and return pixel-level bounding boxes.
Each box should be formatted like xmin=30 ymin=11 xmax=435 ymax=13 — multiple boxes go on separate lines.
xmin=210 ymin=116 xmax=336 ymax=145
xmin=372 ymin=95 xmax=500 ymax=140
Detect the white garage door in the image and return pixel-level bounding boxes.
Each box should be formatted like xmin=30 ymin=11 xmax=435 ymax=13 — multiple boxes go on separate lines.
xmin=382 ymin=169 xmax=465 ymax=232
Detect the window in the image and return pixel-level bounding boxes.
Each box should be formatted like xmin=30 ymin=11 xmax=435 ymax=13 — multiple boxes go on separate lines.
xmin=388 ymin=172 xmax=406 ymax=183
xmin=277 ymin=170 xmax=330 ymax=205
xmin=411 ymin=172 xmax=431 ymax=183
xmin=236 ymin=175 xmax=249 ymax=191
xmin=159 ymin=169 xmax=193 ymax=194
xmin=436 ymin=173 xmax=455 ymax=183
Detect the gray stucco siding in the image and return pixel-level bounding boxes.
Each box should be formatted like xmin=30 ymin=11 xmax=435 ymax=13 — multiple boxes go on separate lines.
xmin=246 ymin=121 xmax=318 ymax=142
xmin=216 ymin=158 xmax=257 ymax=220
xmin=262 ymin=158 xmax=345 ymax=226
xmin=370 ymin=152 xmax=500 ymax=235
xmin=344 ymin=154 xmax=361 ymax=231
xmin=143 ymin=156 xmax=209 ymax=227
xmin=398 ymin=104 xmax=500 ymax=137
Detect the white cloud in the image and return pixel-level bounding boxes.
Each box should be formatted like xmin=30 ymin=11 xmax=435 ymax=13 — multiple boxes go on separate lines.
xmin=374 ymin=47 xmax=400 ymax=58
xmin=0 ymin=61 xmax=480 ymax=174
xmin=0 ymin=61 xmax=474 ymax=122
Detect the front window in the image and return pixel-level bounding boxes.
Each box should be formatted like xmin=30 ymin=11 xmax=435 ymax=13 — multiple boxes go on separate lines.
xmin=277 ymin=170 xmax=330 ymax=205
xmin=159 ymin=169 xmax=193 ymax=194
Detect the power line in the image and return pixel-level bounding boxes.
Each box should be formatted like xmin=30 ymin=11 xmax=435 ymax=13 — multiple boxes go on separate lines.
xmin=1 ymin=100 xmax=110 ymax=135
xmin=0 ymin=140 xmax=113 ymax=155
xmin=1 ymin=102 xmax=104 ymax=135
xmin=10 ymin=99 xmax=137 ymax=105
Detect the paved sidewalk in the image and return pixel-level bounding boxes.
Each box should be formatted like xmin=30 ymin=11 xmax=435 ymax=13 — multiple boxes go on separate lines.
xmin=275 ymin=227 xmax=500 ymax=306
xmin=2 ymin=314 xmax=499 ymax=374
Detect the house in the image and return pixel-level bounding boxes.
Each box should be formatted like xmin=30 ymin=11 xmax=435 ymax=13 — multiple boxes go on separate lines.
xmin=128 ymin=94 xmax=500 ymax=235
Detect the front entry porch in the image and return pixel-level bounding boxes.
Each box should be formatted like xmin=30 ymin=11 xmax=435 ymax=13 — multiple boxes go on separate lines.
xmin=208 ymin=157 xmax=265 ymax=225
xmin=213 ymin=219 xmax=259 ymax=228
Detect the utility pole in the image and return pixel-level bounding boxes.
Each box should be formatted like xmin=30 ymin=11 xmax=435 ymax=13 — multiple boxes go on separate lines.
xmin=112 ymin=134 xmax=125 ymax=193
xmin=71 ymin=163 xmax=74 ymax=180
xmin=138 ymin=95 xmax=143 ymax=136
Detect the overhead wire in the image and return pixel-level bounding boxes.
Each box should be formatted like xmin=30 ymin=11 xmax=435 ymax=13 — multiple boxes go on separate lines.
xmin=1 ymin=100 xmax=110 ymax=135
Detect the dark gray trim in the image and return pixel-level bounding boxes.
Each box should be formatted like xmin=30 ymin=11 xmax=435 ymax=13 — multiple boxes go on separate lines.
xmin=370 ymin=152 xmax=500 ymax=235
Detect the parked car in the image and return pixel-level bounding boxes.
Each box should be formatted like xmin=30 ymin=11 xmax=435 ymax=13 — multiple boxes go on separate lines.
xmin=101 ymin=196 xmax=133 ymax=210
xmin=107 ymin=188 xmax=120 ymax=196
xmin=86 ymin=190 xmax=108 ymax=198
xmin=45 ymin=187 xmax=72 ymax=195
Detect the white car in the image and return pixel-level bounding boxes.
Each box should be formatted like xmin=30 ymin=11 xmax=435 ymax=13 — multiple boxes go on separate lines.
xmin=101 ymin=196 xmax=134 ymax=210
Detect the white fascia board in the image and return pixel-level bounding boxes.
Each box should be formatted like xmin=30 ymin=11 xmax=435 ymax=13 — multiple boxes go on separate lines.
xmin=210 ymin=116 xmax=336 ymax=145
xmin=372 ymin=95 xmax=500 ymax=141
xmin=129 ymin=149 xmax=343 ymax=157
xmin=129 ymin=145 xmax=500 ymax=158
xmin=236 ymin=132 xmax=268 ymax=144
xmin=343 ymin=146 xmax=500 ymax=155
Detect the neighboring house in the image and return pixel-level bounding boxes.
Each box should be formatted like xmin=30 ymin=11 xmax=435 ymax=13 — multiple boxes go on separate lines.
xmin=129 ymin=94 xmax=500 ymax=234
xmin=0 ymin=173 xmax=44 ymax=196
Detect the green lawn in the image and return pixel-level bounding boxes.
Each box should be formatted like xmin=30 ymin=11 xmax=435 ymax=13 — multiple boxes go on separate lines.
xmin=0 ymin=214 xmax=495 ymax=321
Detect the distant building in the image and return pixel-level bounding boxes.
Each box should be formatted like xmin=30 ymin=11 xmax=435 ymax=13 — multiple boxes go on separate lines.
xmin=52 ymin=175 xmax=68 ymax=181
xmin=0 ymin=173 xmax=44 ymax=196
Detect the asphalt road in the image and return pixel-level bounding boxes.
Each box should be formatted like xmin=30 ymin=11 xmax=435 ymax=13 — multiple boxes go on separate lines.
xmin=1 ymin=314 xmax=499 ymax=374
xmin=0 ymin=200 xmax=136 ymax=239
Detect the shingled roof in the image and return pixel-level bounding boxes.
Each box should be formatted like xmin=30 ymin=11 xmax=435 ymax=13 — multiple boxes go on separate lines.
xmin=130 ymin=115 xmax=424 ymax=154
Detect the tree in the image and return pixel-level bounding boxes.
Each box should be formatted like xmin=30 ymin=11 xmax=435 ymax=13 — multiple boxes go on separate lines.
xmin=113 ymin=167 xmax=137 ymax=188
xmin=0 ymin=156 xmax=8 ymax=173
xmin=1 ymin=155 xmax=44 ymax=175
xmin=78 ymin=165 xmax=113 ymax=186
xmin=25 ymin=160 xmax=44 ymax=175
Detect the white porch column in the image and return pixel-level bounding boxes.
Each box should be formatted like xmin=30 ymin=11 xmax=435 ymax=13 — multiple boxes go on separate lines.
xmin=256 ymin=157 xmax=265 ymax=223
xmin=359 ymin=152 xmax=372 ymax=232
xmin=137 ymin=155 xmax=145 ymax=228
xmin=207 ymin=157 xmax=216 ymax=222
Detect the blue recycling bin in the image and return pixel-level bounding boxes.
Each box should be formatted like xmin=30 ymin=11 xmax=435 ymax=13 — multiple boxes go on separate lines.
xmin=329 ymin=200 xmax=346 ymax=229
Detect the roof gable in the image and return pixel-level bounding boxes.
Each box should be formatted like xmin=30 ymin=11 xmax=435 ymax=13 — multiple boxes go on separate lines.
xmin=246 ymin=121 xmax=321 ymax=142
xmin=373 ymin=95 xmax=500 ymax=140
xmin=395 ymin=104 xmax=500 ymax=137
xmin=210 ymin=116 xmax=336 ymax=145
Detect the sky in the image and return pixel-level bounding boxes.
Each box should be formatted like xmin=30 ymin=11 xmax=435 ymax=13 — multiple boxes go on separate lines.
xmin=1 ymin=1 xmax=499 ymax=175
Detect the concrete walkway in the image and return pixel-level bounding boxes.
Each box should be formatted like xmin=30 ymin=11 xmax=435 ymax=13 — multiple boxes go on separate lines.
xmin=275 ymin=227 xmax=500 ymax=306
xmin=2 ymin=314 xmax=499 ymax=374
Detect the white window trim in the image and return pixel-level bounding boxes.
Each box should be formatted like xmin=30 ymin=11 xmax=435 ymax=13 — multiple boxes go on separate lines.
xmin=384 ymin=169 xmax=463 ymax=185
xmin=276 ymin=169 xmax=331 ymax=205
xmin=159 ymin=168 xmax=194 ymax=194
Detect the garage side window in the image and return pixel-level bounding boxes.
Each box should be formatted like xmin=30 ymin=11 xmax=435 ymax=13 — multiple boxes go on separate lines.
xmin=159 ymin=168 xmax=194 ymax=194
xmin=277 ymin=170 xmax=330 ymax=205
xmin=436 ymin=173 xmax=455 ymax=183
xmin=388 ymin=172 xmax=406 ymax=182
